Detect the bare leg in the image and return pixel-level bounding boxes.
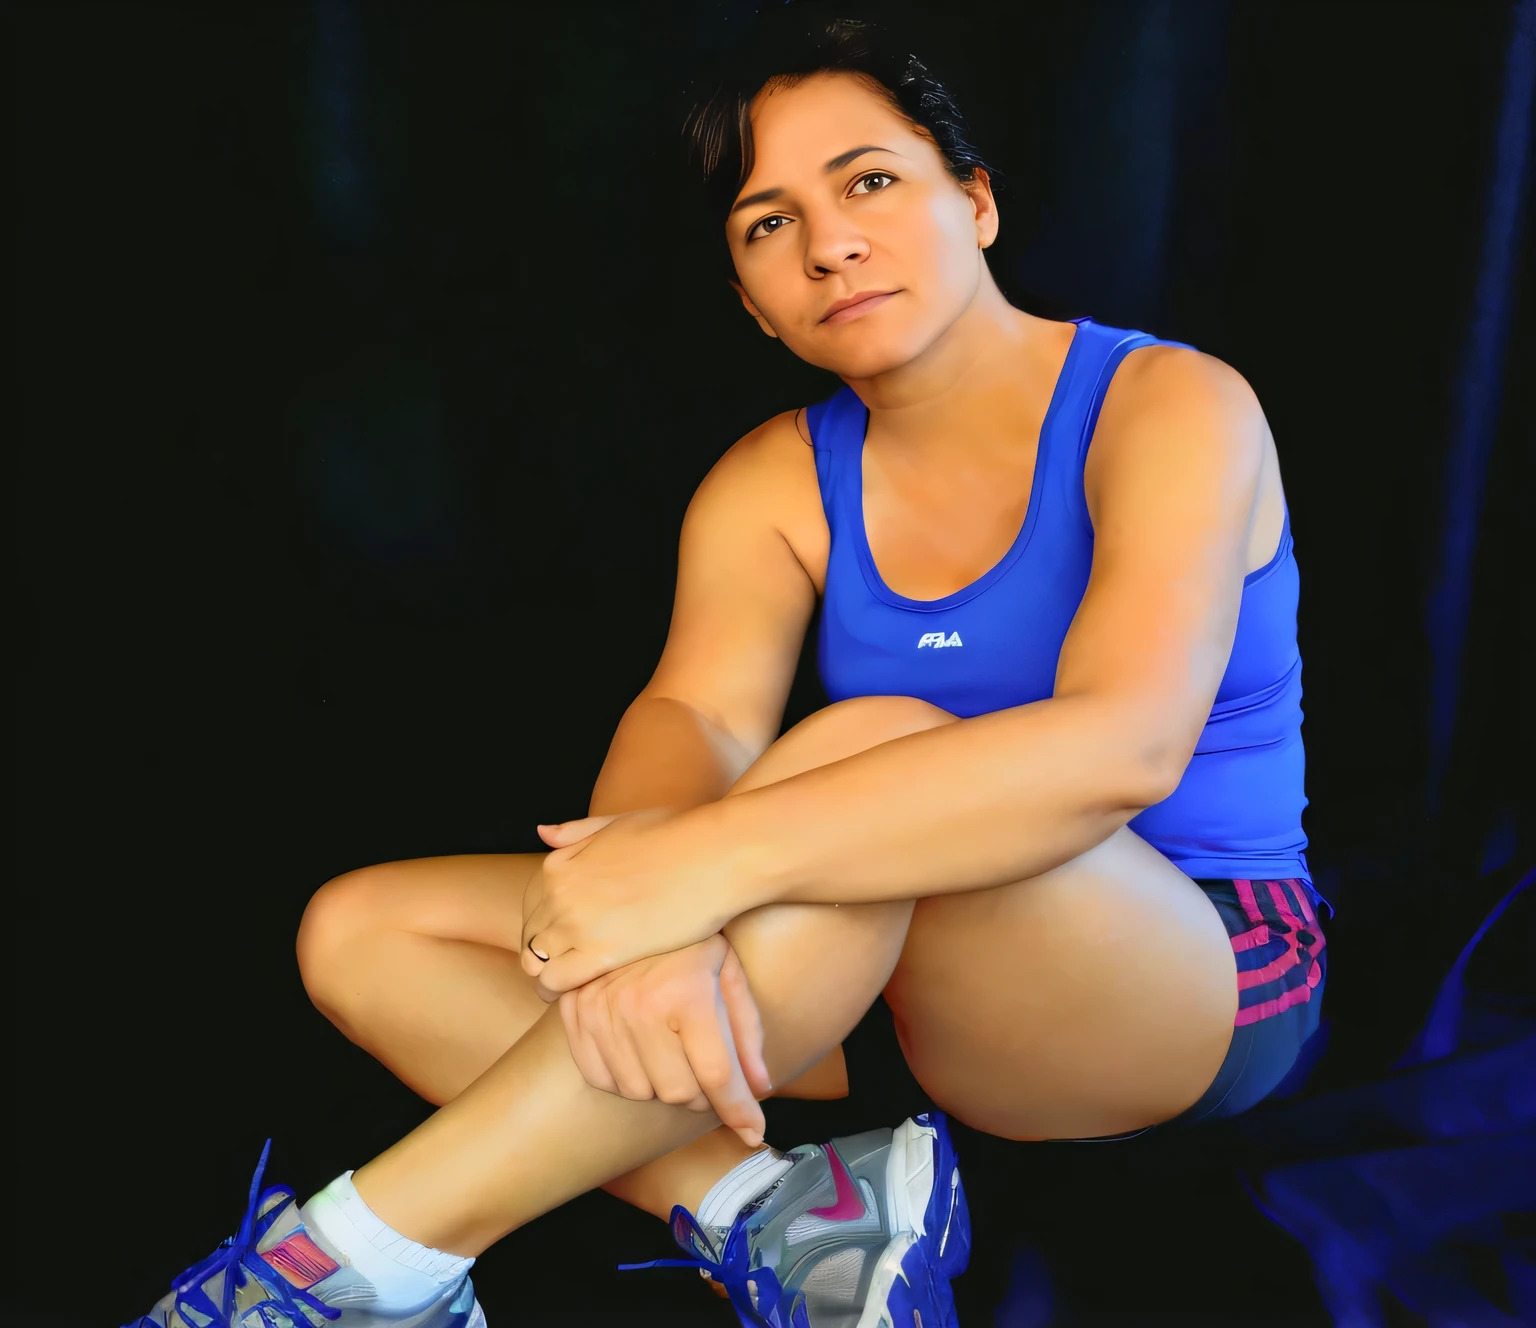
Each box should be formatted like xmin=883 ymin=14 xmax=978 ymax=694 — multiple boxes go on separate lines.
xmin=299 ymin=867 xmax=851 ymax=1223
xmin=296 ymin=697 xmax=936 ymax=1227
xmin=301 ymin=694 xmax=1237 ymax=1255
xmin=599 ymin=1046 xmax=848 ymax=1219
xmin=342 ymin=882 xmax=907 ymax=1255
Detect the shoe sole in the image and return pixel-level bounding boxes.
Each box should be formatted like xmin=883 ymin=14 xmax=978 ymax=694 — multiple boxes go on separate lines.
xmin=443 ymin=1275 xmax=485 ymax=1328
xmin=854 ymin=1113 xmax=971 ymax=1328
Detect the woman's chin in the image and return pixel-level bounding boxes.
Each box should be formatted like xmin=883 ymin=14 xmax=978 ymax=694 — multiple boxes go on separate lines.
xmin=806 ymin=336 xmax=928 ymax=382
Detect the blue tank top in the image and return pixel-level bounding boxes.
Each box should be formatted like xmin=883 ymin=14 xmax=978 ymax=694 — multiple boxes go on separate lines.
xmin=806 ymin=317 xmax=1318 ymax=896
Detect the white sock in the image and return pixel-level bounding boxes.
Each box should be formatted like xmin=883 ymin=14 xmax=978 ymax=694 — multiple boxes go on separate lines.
xmin=298 ymin=1171 xmax=473 ymax=1316
xmin=696 ymin=1147 xmax=794 ymax=1233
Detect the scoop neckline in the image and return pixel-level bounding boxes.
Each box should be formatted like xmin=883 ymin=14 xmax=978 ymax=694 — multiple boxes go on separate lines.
xmin=849 ymin=319 xmax=1087 ymax=612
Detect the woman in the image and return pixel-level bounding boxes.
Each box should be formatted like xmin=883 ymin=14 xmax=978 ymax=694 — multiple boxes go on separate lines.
xmin=127 ymin=15 xmax=1328 ymax=1328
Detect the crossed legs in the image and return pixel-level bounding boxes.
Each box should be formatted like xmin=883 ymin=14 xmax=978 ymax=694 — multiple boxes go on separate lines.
xmin=296 ymin=695 xmax=1237 ymax=1256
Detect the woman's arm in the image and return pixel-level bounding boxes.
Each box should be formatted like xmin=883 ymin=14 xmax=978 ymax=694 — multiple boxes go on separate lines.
xmin=580 ymin=411 xmax=818 ymax=821
xmin=692 ymin=345 xmax=1269 ymax=912
xmin=702 ymin=692 xmax=1162 ymax=909
xmin=524 ymin=413 xmax=817 ymax=1124
xmin=518 ymin=350 xmax=1271 ymax=988
xmin=586 ymin=693 xmax=755 ymax=818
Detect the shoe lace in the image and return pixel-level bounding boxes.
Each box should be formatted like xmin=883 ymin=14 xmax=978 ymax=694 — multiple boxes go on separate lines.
xmin=618 ymin=1204 xmax=811 ymax=1328
xmin=124 ymin=1139 xmax=341 ymax=1328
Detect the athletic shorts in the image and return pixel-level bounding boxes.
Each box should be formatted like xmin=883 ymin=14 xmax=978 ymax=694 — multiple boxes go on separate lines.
xmin=1062 ymin=876 xmax=1329 ymax=1141
xmin=1175 ymin=876 xmax=1329 ymax=1121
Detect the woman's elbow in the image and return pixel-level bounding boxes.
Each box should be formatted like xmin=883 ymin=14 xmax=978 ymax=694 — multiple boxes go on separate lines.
xmin=1123 ymin=729 xmax=1196 ymax=809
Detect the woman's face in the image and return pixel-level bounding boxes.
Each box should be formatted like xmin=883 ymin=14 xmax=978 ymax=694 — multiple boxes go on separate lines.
xmin=726 ymin=71 xmax=998 ymax=380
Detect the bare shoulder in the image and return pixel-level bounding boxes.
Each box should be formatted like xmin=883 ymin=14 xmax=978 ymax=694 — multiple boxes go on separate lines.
xmin=1088 ymin=344 xmax=1268 ymax=500
xmin=693 ymin=406 xmax=830 ymax=590
xmin=1102 ymin=343 xmax=1263 ymax=432
xmin=711 ymin=405 xmax=818 ymax=475
xmin=643 ymin=408 xmax=828 ymax=753
xmin=706 ymin=406 xmax=812 ymax=478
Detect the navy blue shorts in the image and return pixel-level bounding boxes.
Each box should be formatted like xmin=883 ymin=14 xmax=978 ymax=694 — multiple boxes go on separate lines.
xmin=1173 ymin=876 xmax=1328 ymax=1123
xmin=1061 ymin=876 xmax=1329 ymax=1141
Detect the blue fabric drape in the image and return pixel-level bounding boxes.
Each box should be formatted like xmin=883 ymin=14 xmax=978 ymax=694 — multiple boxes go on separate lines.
xmin=1239 ymin=867 xmax=1535 ymax=1327
xmin=1424 ymin=0 xmax=1536 ymax=818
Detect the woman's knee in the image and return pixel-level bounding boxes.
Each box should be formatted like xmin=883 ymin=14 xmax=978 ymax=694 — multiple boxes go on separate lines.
xmin=723 ymin=896 xmax=914 ymax=1086
xmin=727 ymin=695 xmax=957 ymax=797
xmin=295 ymin=864 xmax=396 ymax=1006
xmin=783 ymin=695 xmax=958 ymax=752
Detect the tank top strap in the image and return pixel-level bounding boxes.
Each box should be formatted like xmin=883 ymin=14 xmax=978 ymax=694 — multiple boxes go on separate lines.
xmin=1060 ymin=320 xmax=1194 ymax=466
xmin=805 ymin=318 xmax=1197 ymax=542
xmin=1043 ymin=318 xmax=1194 ymax=535
xmin=806 ymin=384 xmax=866 ymax=540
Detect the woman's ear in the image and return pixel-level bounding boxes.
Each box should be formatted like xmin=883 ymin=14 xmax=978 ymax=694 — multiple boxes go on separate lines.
xmin=729 ymin=279 xmax=781 ymax=340
xmin=966 ymin=167 xmax=1001 ymax=251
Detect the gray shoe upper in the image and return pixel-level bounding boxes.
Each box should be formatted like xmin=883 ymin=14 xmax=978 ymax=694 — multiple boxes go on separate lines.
xmin=717 ymin=1126 xmax=904 ymax=1328
xmin=132 ymin=1186 xmax=478 ymax=1328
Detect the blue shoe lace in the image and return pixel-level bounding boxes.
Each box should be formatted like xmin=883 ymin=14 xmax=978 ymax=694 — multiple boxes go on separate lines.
xmin=618 ymin=1205 xmax=811 ymax=1328
xmin=124 ymin=1139 xmax=340 ymax=1328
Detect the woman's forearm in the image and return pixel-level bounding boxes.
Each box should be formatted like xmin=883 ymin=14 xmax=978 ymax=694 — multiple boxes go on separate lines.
xmin=690 ymin=694 xmax=1170 ymax=913
xmin=587 ymin=693 xmax=757 ymax=818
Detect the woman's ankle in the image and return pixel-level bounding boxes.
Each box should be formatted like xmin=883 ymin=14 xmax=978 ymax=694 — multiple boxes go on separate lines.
xmin=603 ymin=1124 xmax=766 ymax=1220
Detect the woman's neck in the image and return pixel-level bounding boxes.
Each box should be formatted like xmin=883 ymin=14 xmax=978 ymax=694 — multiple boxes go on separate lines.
xmin=848 ymin=285 xmax=1073 ymax=467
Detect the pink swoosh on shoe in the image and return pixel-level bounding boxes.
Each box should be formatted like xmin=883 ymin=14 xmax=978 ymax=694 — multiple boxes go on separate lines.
xmin=807 ymin=1143 xmax=866 ymax=1221
xmin=263 ymin=1228 xmax=339 ymax=1289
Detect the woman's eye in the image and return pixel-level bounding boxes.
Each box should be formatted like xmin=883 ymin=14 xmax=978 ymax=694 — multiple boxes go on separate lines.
xmin=746 ymin=215 xmax=789 ymax=242
xmin=850 ymin=171 xmax=896 ymax=195
xmin=744 ymin=173 xmax=897 ymax=242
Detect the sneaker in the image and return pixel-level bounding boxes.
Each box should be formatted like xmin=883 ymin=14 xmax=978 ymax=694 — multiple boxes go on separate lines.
xmin=622 ymin=1112 xmax=971 ymax=1327
xmin=123 ymin=1140 xmax=485 ymax=1328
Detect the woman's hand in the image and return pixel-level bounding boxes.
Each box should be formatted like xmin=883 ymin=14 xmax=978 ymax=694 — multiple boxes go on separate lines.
xmin=521 ymin=806 xmax=757 ymax=994
xmin=558 ymin=933 xmax=773 ymax=1148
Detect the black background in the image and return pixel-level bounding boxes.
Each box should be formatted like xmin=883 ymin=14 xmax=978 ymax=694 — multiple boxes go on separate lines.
xmin=10 ymin=1 xmax=1532 ymax=1324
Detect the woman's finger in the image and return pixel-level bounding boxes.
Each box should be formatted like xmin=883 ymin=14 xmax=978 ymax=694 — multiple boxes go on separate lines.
xmin=536 ymin=947 xmax=606 ymax=994
xmin=536 ymin=814 xmax=621 ymax=847
xmin=519 ymin=914 xmax=565 ymax=977
xmin=628 ymin=1012 xmax=709 ymax=1111
xmin=583 ymin=985 xmax=656 ymax=1101
xmin=519 ymin=902 xmax=550 ymax=975
xmin=518 ymin=853 xmax=578 ymax=963
xmin=558 ymin=989 xmax=620 ymax=1096
xmin=718 ymin=946 xmax=772 ymax=1099
xmin=678 ymin=1000 xmax=765 ymax=1148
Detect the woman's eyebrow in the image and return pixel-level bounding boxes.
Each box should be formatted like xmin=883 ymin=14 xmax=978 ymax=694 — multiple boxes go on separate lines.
xmin=730 ymin=145 xmax=904 ymax=216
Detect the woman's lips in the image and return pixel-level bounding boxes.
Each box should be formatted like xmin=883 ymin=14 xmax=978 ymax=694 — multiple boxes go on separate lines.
xmin=822 ymin=291 xmax=898 ymax=324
